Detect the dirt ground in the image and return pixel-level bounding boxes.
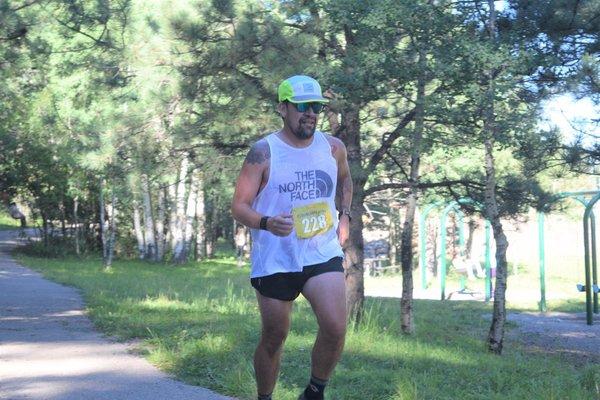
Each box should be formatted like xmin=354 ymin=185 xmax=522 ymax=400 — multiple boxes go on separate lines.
xmin=365 ymin=280 xmax=600 ymax=365
xmin=506 ymin=311 xmax=600 ymax=365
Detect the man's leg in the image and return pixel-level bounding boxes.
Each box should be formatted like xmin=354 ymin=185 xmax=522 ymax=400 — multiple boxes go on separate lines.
xmin=254 ymin=292 xmax=293 ymax=398
xmin=300 ymin=272 xmax=346 ymax=397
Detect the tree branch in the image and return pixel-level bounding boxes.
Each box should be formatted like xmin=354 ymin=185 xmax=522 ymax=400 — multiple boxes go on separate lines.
xmin=10 ymin=0 xmax=41 ymax=12
xmin=0 ymin=28 xmax=28 ymax=41
xmin=364 ymin=179 xmax=485 ymax=197
xmin=365 ymin=107 xmax=417 ymax=176
xmin=53 ymin=17 xmax=110 ymax=47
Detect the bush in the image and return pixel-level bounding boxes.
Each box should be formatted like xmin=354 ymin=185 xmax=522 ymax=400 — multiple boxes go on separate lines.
xmin=18 ymin=236 xmax=86 ymax=258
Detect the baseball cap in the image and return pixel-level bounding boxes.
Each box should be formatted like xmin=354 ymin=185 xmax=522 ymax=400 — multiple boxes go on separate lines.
xmin=278 ymin=75 xmax=329 ymax=103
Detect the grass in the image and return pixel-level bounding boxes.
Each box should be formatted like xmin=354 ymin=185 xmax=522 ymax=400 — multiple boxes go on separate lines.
xmin=366 ymin=255 xmax=593 ymax=314
xmin=14 ymin=249 xmax=600 ymax=400
xmin=0 ymin=210 xmax=22 ymax=230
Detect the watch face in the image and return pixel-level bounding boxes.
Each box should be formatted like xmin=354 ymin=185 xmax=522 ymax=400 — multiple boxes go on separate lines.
xmin=339 ymin=209 xmax=351 ymax=219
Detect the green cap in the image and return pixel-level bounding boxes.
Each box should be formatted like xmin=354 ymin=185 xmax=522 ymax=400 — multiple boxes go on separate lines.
xmin=278 ymin=75 xmax=329 ymax=103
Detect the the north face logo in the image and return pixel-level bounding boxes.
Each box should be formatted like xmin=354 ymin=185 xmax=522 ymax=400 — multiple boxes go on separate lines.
xmin=278 ymin=169 xmax=334 ymax=201
xmin=314 ymin=170 xmax=333 ymax=197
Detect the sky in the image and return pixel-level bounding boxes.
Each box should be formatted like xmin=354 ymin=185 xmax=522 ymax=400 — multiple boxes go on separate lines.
xmin=541 ymin=95 xmax=599 ymax=144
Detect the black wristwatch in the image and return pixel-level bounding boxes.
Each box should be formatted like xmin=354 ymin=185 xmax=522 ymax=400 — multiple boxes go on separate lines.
xmin=259 ymin=216 xmax=270 ymax=230
xmin=338 ymin=209 xmax=352 ymax=221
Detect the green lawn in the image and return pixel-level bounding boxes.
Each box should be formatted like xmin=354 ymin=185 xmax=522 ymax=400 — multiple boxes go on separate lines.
xmin=15 ymin=253 xmax=599 ymax=400
xmin=366 ymin=255 xmax=591 ymax=314
xmin=0 ymin=210 xmax=21 ymax=230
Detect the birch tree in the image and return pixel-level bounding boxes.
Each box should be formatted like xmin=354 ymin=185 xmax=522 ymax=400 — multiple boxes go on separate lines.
xmin=482 ymin=0 xmax=510 ymax=354
xmin=141 ymin=174 xmax=157 ymax=261
xmin=132 ymin=198 xmax=145 ymax=259
xmin=99 ymin=178 xmax=119 ymax=269
xmin=156 ymin=186 xmax=167 ymax=261
xmin=181 ymin=170 xmax=200 ymax=262
xmin=195 ymin=182 xmax=206 ymax=260
xmin=106 ymin=188 xmax=118 ymax=269
xmin=171 ymin=155 xmax=189 ymax=263
xmin=100 ymin=178 xmax=108 ymax=262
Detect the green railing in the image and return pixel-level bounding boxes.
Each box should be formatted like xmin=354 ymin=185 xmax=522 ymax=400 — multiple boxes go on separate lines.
xmin=419 ymin=198 xmax=492 ymax=301
xmin=538 ymin=191 xmax=599 ymax=323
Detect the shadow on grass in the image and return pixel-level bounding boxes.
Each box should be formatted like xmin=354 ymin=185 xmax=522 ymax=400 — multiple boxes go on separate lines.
xmin=15 ymin=254 xmax=599 ymax=400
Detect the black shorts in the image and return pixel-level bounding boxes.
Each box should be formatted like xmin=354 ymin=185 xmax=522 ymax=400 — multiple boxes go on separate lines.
xmin=250 ymin=256 xmax=344 ymax=301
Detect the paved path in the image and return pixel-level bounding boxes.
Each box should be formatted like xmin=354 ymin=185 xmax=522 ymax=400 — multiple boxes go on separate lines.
xmin=0 ymin=230 xmax=234 ymax=400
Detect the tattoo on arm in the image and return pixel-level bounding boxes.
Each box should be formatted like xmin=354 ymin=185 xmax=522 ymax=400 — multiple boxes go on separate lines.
xmin=245 ymin=140 xmax=270 ymax=165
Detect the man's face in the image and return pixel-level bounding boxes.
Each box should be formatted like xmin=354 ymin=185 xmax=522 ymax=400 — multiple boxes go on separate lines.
xmin=281 ymin=102 xmax=320 ymax=140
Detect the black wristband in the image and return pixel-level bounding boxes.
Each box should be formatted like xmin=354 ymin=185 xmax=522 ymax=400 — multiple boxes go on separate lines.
xmin=259 ymin=216 xmax=269 ymax=230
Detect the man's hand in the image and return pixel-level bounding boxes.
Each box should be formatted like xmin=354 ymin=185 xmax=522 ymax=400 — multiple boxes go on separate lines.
xmin=267 ymin=213 xmax=294 ymax=237
xmin=337 ymin=215 xmax=350 ymax=247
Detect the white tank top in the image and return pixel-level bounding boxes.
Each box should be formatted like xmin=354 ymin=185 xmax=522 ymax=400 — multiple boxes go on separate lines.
xmin=250 ymin=131 xmax=344 ymax=278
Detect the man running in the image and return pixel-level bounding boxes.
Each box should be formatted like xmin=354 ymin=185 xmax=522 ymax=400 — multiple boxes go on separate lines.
xmin=231 ymin=75 xmax=352 ymax=400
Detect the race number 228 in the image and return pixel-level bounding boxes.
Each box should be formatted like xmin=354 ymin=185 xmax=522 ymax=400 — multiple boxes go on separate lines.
xmin=302 ymin=214 xmax=327 ymax=234
xmin=292 ymin=202 xmax=333 ymax=239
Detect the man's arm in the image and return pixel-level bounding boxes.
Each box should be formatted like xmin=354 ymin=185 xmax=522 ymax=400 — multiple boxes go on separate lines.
xmin=231 ymin=139 xmax=293 ymax=236
xmin=231 ymin=139 xmax=269 ymax=230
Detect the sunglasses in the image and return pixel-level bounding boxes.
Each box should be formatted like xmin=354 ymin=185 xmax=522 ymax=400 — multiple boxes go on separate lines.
xmin=288 ymin=102 xmax=325 ymax=114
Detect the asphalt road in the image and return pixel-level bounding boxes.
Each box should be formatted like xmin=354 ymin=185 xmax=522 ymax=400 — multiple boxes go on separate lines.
xmin=0 ymin=229 xmax=235 ymax=400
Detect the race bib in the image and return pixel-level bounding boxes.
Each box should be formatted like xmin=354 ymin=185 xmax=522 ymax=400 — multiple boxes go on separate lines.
xmin=292 ymin=202 xmax=333 ymax=239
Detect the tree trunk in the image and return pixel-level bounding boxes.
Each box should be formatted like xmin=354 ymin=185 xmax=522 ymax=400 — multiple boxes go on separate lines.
xmin=195 ymin=179 xmax=206 ymax=260
xmin=8 ymin=203 xmax=26 ymax=227
xmin=401 ymin=193 xmax=418 ymax=334
xmin=485 ymin=0 xmax=510 ymax=355
xmin=168 ymin=183 xmax=177 ymax=253
xmin=173 ymin=169 xmax=198 ymax=264
xmin=132 ymin=199 xmax=145 ymax=260
xmin=184 ymin=172 xmax=200 ymax=258
xmin=41 ymin=212 xmax=49 ymax=248
xmin=141 ymin=174 xmax=157 ymax=261
xmin=388 ymin=190 xmax=398 ymax=264
xmin=427 ymin=223 xmax=439 ymax=277
xmin=156 ymin=186 xmax=166 ymax=261
xmin=465 ymin=219 xmax=477 ymax=259
xmin=172 ymin=155 xmax=189 ymax=263
xmin=338 ymin=107 xmax=366 ymax=324
xmin=73 ymin=197 xmax=80 ymax=256
xmin=99 ymin=178 xmax=108 ymax=262
xmin=450 ymin=214 xmax=458 ymax=261
xmin=484 ymin=134 xmax=510 ymax=354
xmin=345 ymin=190 xmax=365 ymax=324
xmin=206 ymin=196 xmax=219 ymax=258
xmin=106 ymin=188 xmax=117 ymax=269
xmin=400 ymin=47 xmax=426 ymax=334
xmin=60 ymin=200 xmax=67 ymax=237
xmin=388 ymin=212 xmax=396 ymax=263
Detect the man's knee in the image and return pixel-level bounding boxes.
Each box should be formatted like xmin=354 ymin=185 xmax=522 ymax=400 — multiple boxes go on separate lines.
xmin=260 ymin=327 xmax=289 ymax=355
xmin=320 ymin=320 xmax=346 ymax=345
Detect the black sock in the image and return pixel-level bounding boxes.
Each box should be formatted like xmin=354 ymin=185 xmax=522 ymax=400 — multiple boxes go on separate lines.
xmin=303 ymin=375 xmax=328 ymax=400
xmin=257 ymin=393 xmax=272 ymax=400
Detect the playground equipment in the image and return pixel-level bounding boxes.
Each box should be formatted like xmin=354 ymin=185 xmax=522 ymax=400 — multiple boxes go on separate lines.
xmin=419 ymin=198 xmax=492 ymax=300
xmin=538 ymin=190 xmax=599 ymax=325
xmin=420 ymin=191 xmax=599 ymax=325
xmin=583 ymin=191 xmax=599 ymax=325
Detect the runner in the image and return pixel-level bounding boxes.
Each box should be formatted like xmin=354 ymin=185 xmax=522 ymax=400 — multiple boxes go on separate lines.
xmin=231 ymin=75 xmax=353 ymax=400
